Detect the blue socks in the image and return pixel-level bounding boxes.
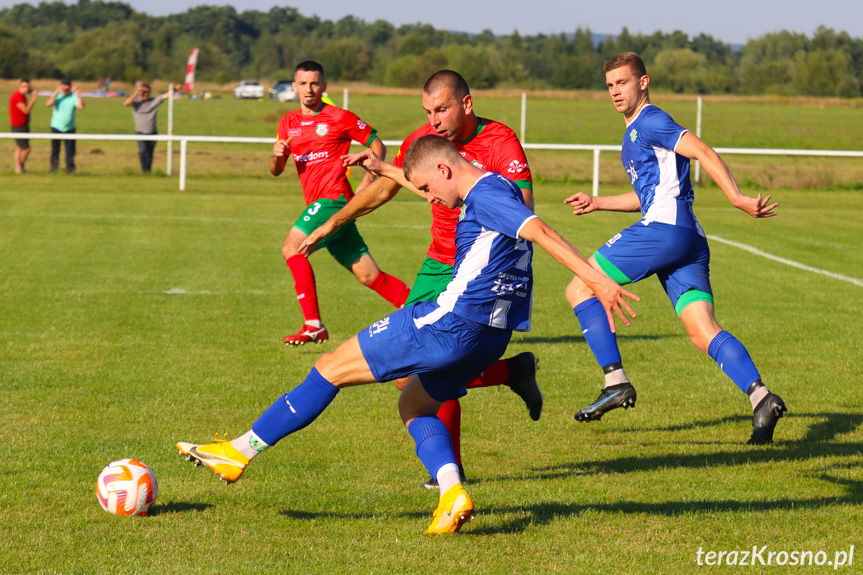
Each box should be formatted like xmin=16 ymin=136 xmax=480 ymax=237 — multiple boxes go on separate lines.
xmin=251 ymin=367 xmax=340 ymax=446
xmin=574 ymin=297 xmax=622 ymax=369
xmin=408 ymin=415 xmax=457 ymax=479
xmin=708 ymin=331 xmax=762 ymax=393
xmin=576 ymin=296 xmax=762 ymax=396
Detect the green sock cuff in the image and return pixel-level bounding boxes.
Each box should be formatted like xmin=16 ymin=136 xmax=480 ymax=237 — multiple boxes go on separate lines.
xmin=675 ymin=290 xmax=714 ymax=316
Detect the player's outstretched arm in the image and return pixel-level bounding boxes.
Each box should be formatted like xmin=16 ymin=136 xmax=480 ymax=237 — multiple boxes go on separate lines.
xmin=343 ymin=148 xmax=426 ymax=198
xmin=564 ymin=191 xmax=641 ymax=215
xmin=298 ymin=176 xmax=402 ymax=255
xmin=355 ymin=137 xmax=387 ymax=191
xmin=519 ymin=218 xmax=639 ymax=332
xmin=676 ymin=132 xmax=778 ymax=218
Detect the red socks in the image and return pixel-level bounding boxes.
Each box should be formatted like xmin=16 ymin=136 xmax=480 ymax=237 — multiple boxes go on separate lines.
xmin=465 ymin=359 xmax=509 ymax=389
xmin=368 ymin=271 xmax=410 ymax=308
xmin=436 ymin=399 xmax=462 ymax=465
xmin=285 ymin=254 xmax=320 ymax=323
xmin=287 ymin=258 xmax=408 ymax=322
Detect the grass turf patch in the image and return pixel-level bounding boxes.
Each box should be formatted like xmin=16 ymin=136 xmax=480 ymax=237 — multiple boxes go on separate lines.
xmin=0 ymin=175 xmax=861 ymax=573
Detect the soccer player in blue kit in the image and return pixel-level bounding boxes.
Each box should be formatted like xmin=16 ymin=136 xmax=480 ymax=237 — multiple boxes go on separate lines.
xmin=177 ymin=135 xmax=638 ymax=534
xmin=564 ymin=52 xmax=786 ymax=444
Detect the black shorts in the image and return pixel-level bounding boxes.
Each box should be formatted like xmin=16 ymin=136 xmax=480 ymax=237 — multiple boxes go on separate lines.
xmin=11 ymin=125 xmax=30 ymax=149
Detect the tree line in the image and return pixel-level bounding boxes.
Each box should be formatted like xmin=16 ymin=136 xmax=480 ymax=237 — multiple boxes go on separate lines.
xmin=1 ymin=0 xmax=861 ymax=97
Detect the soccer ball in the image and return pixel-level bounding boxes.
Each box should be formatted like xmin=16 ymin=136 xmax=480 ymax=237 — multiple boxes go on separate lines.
xmin=96 ymin=459 xmax=158 ymax=516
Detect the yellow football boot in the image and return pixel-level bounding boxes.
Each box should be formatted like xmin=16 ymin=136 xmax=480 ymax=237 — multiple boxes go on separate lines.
xmin=176 ymin=437 xmax=250 ymax=483
xmin=424 ymin=483 xmax=475 ymax=534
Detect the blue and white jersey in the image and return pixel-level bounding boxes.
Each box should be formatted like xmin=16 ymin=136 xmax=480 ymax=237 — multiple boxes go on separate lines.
xmin=622 ymin=104 xmax=704 ymax=236
xmin=417 ymin=172 xmax=536 ymax=332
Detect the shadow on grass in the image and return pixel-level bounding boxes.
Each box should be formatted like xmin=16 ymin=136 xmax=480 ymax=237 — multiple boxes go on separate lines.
xmin=616 ymin=411 xmax=863 ymax=442
xmin=515 ymin=334 xmax=672 ymax=345
xmin=471 ymin=475 xmax=863 ymax=535
xmin=149 ymin=501 xmax=213 ymax=515
xmin=277 ymin=470 xmax=863 ymax=533
xmin=277 ymin=413 xmax=863 ymax=532
xmin=530 ymin=412 xmax=863 ymax=480
xmin=279 ymin=508 xmax=427 ymax=521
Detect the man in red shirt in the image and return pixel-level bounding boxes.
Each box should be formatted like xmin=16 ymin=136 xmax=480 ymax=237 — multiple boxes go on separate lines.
xmin=301 ymin=70 xmax=541 ymax=488
xmin=270 ymin=61 xmax=410 ymax=345
xmin=9 ymin=79 xmax=37 ymax=174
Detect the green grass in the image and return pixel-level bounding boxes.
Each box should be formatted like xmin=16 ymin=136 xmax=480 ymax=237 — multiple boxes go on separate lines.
xmin=1 ymin=173 xmax=861 ymax=574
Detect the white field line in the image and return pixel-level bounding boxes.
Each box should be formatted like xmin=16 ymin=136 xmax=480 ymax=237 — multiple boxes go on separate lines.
xmin=5 ymin=210 xmax=856 ymax=287
xmin=708 ymin=234 xmax=863 ymax=287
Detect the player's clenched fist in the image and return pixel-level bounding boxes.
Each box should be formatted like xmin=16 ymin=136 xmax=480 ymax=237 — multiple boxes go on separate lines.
xmin=273 ymin=137 xmax=292 ymax=157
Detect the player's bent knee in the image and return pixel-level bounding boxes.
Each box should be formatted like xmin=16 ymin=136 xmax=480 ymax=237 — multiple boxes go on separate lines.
xmin=350 ymin=257 xmax=380 ymax=286
xmin=565 ymin=276 xmax=595 ymax=306
xmin=398 ymin=376 xmax=443 ymax=425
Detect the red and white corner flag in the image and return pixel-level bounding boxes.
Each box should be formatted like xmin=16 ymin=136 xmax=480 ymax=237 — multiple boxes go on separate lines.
xmin=183 ymin=48 xmax=199 ymax=93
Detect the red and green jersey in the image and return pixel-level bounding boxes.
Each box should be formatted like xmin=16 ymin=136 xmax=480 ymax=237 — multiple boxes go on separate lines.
xmin=276 ymin=103 xmax=377 ymax=205
xmin=393 ymin=118 xmax=532 ymax=265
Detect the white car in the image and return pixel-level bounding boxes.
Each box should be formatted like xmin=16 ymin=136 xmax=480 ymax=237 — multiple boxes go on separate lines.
xmin=234 ymin=81 xmax=265 ymax=99
xmin=269 ymin=80 xmax=299 ymax=102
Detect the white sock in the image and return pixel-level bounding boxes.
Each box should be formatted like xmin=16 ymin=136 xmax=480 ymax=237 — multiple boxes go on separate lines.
xmin=230 ymin=430 xmax=269 ymax=460
xmin=305 ymin=319 xmax=323 ymax=328
xmin=749 ymin=386 xmax=769 ymax=410
xmin=436 ymin=463 xmax=461 ymax=495
xmin=604 ymin=367 xmax=629 ymax=388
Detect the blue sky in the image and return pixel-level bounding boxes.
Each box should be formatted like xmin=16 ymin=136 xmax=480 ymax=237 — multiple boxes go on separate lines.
xmin=2 ymin=0 xmax=860 ymax=45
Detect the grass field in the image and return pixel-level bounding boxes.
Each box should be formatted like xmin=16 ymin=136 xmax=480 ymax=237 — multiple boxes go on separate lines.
xmin=1 ymin=170 xmax=861 ymax=573
xmin=3 ymin=82 xmax=863 ymax=189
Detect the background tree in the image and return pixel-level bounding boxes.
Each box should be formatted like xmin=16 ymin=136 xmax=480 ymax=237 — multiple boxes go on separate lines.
xmin=0 ymin=1 xmax=860 ymax=97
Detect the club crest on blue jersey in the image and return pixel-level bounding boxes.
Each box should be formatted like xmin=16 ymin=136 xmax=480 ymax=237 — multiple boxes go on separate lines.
xmin=630 ymin=129 xmax=638 ymax=143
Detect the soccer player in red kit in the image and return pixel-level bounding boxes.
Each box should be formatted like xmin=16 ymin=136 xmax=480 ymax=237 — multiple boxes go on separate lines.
xmin=301 ymin=70 xmax=542 ymax=487
xmin=270 ymin=61 xmax=410 ymax=345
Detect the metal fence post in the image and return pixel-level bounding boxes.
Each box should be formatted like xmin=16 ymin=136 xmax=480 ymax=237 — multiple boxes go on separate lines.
xmin=179 ymin=139 xmax=187 ymax=191
xmin=343 ymin=87 xmax=349 ymax=110
xmin=520 ymin=92 xmax=527 ymax=144
xmin=694 ymin=95 xmax=702 ymax=184
xmin=167 ymin=83 xmax=174 ymax=176
xmin=592 ymin=148 xmax=601 ymax=196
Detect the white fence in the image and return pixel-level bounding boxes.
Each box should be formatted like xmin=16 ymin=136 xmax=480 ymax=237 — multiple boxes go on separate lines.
xmin=3 ymin=131 xmax=863 ymax=195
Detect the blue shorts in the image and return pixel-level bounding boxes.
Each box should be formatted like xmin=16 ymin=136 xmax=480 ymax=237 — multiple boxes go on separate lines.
xmin=357 ymin=301 xmax=512 ymax=402
xmin=595 ymin=221 xmax=713 ymax=314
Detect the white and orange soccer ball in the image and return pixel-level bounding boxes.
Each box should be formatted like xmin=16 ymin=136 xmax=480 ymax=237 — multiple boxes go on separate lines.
xmin=96 ymin=459 xmax=158 ymax=516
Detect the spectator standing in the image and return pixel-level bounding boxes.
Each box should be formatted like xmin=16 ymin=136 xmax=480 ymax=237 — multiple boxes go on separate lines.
xmin=9 ymin=78 xmax=37 ymax=174
xmin=124 ymin=83 xmax=169 ymax=173
xmin=45 ymin=78 xmax=84 ymax=174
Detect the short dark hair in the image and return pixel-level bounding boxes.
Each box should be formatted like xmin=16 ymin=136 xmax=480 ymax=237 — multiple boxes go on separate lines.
xmin=604 ymin=52 xmax=647 ymax=77
xmin=403 ymin=135 xmax=462 ymax=181
xmin=140 ymin=83 xmax=151 ymax=90
xmin=20 ymin=78 xmax=30 ymax=84
xmin=295 ymin=61 xmax=325 ymax=80
xmin=423 ymin=70 xmax=470 ymax=100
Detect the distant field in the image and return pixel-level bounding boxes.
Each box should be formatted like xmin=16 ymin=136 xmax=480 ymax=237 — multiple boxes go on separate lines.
xmin=1 ymin=172 xmax=861 ymax=573
xmin=2 ymin=83 xmax=862 ymax=189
